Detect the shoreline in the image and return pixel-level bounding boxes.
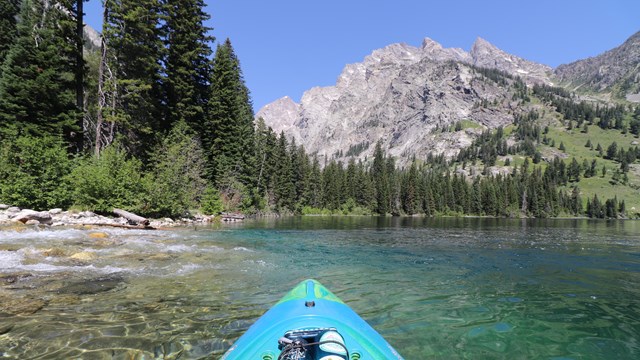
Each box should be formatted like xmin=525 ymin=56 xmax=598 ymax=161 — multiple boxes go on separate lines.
xmin=0 ymin=205 xmax=217 ymax=229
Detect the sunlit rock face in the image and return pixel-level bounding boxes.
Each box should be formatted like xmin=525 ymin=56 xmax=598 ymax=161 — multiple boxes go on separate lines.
xmin=257 ymin=37 xmax=553 ymax=165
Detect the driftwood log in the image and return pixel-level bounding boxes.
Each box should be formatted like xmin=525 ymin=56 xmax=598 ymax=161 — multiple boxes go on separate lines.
xmin=113 ymin=208 xmax=150 ymax=226
xmin=82 ymin=222 xmax=155 ymax=230
xmin=221 ymin=212 xmax=245 ymax=221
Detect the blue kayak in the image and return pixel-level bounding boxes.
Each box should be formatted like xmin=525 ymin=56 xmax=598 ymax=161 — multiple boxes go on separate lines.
xmin=221 ymin=279 xmax=404 ymax=359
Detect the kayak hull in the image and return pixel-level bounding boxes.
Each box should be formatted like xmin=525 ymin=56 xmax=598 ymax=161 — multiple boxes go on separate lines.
xmin=221 ymin=279 xmax=404 ymax=359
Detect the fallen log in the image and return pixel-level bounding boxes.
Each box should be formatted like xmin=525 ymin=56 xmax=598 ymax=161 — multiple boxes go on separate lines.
xmin=221 ymin=212 xmax=245 ymax=221
xmin=82 ymin=223 xmax=156 ymax=230
xmin=112 ymin=208 xmax=150 ymax=226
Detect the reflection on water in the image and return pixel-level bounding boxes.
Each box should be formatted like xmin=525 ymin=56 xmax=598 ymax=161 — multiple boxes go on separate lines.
xmin=1 ymin=218 xmax=640 ymax=359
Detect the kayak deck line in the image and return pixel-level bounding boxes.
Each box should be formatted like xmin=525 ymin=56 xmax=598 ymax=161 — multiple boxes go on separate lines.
xmin=221 ymin=279 xmax=404 ymax=360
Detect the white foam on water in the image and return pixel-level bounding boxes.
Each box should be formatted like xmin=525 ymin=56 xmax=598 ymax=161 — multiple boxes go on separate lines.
xmin=0 ymin=250 xmax=23 ymax=269
xmin=233 ymin=246 xmax=253 ymax=252
xmin=165 ymin=244 xmax=195 ymax=252
xmin=174 ymin=263 xmax=201 ymax=275
xmin=0 ymin=228 xmax=87 ymax=242
xmin=0 ymin=249 xmax=127 ymax=274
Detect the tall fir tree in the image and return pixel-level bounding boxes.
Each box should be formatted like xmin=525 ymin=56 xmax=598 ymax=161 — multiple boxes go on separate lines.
xmin=101 ymin=0 xmax=165 ymax=158
xmin=207 ymin=38 xmax=255 ymax=185
xmin=372 ymin=142 xmax=389 ymax=215
xmin=0 ymin=0 xmax=20 ymax=74
xmin=0 ymin=0 xmax=80 ymax=146
xmin=163 ymin=0 xmax=213 ymax=132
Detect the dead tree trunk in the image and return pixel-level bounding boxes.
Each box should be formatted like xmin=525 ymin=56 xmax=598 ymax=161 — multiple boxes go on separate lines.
xmin=113 ymin=208 xmax=149 ymax=226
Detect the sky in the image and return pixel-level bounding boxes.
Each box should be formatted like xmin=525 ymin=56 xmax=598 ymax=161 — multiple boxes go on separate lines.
xmin=84 ymin=0 xmax=639 ymax=112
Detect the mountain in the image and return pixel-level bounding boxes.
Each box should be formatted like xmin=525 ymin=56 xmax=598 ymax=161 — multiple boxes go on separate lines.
xmin=257 ymin=37 xmax=552 ymax=164
xmin=555 ymin=31 xmax=640 ymax=101
xmin=83 ymin=23 xmax=101 ymax=53
xmin=256 ymin=33 xmax=639 ymax=165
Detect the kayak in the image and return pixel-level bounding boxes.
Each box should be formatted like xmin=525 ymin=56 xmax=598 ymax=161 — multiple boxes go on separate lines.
xmin=221 ymin=279 xmax=404 ymax=360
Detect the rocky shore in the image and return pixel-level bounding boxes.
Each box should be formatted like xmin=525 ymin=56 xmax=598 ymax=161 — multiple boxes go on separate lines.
xmin=0 ymin=204 xmax=217 ymax=228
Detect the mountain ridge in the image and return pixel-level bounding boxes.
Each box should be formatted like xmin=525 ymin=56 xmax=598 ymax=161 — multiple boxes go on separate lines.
xmin=257 ymin=33 xmax=639 ymax=165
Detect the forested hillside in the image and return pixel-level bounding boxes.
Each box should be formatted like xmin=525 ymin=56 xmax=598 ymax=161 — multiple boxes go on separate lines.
xmin=0 ymin=0 xmax=638 ymax=219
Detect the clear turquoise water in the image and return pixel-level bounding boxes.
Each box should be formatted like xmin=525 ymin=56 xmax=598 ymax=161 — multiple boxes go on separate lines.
xmin=1 ymin=217 xmax=640 ymax=359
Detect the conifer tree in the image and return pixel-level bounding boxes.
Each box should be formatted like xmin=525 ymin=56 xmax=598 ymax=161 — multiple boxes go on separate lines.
xmin=164 ymin=0 xmax=214 ymax=133
xmin=272 ymin=132 xmax=294 ymax=210
xmin=101 ymin=0 xmax=165 ymax=158
xmin=207 ymin=39 xmax=254 ymax=185
xmin=0 ymin=0 xmax=20 ymax=73
xmin=372 ymin=142 xmax=389 ymax=215
xmin=0 ymin=0 xmax=80 ymax=146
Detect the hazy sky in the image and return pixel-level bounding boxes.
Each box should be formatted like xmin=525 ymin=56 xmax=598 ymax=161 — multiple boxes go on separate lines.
xmin=84 ymin=0 xmax=639 ymax=112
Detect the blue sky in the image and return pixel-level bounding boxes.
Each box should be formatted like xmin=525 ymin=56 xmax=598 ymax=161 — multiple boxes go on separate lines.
xmin=84 ymin=0 xmax=639 ymax=112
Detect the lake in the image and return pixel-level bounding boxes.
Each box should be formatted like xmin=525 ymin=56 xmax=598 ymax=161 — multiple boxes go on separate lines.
xmin=1 ymin=217 xmax=639 ymax=359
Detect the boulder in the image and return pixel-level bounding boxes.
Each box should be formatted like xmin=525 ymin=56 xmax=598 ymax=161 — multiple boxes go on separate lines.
xmin=6 ymin=206 xmax=21 ymax=213
xmin=0 ymin=204 xmax=9 ymax=210
xmin=49 ymin=208 xmax=63 ymax=215
xmin=12 ymin=210 xmax=53 ymax=225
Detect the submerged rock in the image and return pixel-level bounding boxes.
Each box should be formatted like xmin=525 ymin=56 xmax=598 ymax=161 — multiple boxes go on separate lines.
xmin=69 ymin=251 xmax=98 ymax=262
xmin=88 ymin=232 xmax=108 ymax=239
xmin=0 ymin=295 xmax=46 ymax=315
xmin=57 ymin=275 xmax=125 ymax=295
xmin=42 ymin=248 xmax=68 ymax=257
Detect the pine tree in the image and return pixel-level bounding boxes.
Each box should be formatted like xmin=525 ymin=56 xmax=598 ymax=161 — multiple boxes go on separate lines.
xmin=207 ymin=39 xmax=254 ymax=185
xmin=145 ymin=120 xmax=207 ymax=217
xmin=0 ymin=0 xmax=80 ymax=146
xmin=101 ymin=0 xmax=165 ymax=158
xmin=272 ymin=132 xmax=294 ymax=211
xmin=606 ymin=142 xmax=618 ymax=160
xmin=401 ymin=161 xmax=418 ymax=215
xmin=372 ymin=142 xmax=389 ymax=215
xmin=0 ymin=0 xmax=20 ymax=73
xmin=568 ymin=158 xmax=581 ymax=182
xmin=164 ymin=0 xmax=214 ymax=133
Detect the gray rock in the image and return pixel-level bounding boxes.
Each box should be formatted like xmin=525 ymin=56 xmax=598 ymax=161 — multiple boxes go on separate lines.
xmin=555 ymin=31 xmax=640 ymax=94
xmin=7 ymin=207 xmax=21 ymax=213
xmin=469 ymin=37 xmax=552 ymax=85
xmin=0 ymin=204 xmax=9 ymax=210
xmin=79 ymin=211 xmax=96 ymax=218
xmin=257 ymin=37 xmax=538 ymax=165
xmin=49 ymin=208 xmax=63 ymax=215
xmin=12 ymin=210 xmax=53 ymax=225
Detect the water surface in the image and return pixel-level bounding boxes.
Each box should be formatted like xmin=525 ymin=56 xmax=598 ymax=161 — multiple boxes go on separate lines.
xmin=1 ymin=217 xmax=639 ymax=359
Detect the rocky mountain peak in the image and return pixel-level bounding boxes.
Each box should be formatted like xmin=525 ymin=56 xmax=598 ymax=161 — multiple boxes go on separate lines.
xmin=421 ymin=37 xmax=471 ymax=63
xmin=256 ymin=96 xmax=301 ymax=137
xmin=555 ymin=30 xmax=640 ymax=101
xmin=256 ymin=34 xmax=577 ymax=166
xmin=470 ymin=37 xmax=552 ymax=85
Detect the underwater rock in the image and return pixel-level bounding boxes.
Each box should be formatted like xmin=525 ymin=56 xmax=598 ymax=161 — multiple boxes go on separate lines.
xmin=69 ymin=251 xmax=98 ymax=262
xmin=0 ymin=295 xmax=46 ymax=315
xmin=0 ymin=323 xmax=13 ymax=335
xmin=57 ymin=275 xmax=125 ymax=295
xmin=42 ymin=248 xmax=68 ymax=257
xmin=89 ymin=232 xmax=108 ymax=238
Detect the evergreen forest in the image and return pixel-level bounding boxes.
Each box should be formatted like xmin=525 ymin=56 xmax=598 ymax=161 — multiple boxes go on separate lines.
xmin=1 ymin=0 xmax=639 ymax=219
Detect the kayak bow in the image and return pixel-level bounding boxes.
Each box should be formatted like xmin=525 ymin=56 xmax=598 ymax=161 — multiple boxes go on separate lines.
xmin=221 ymin=279 xmax=404 ymax=359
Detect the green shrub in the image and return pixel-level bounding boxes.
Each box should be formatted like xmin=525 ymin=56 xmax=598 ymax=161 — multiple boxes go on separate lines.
xmin=67 ymin=144 xmax=147 ymax=213
xmin=0 ymin=136 xmax=72 ymax=209
xmin=201 ymin=186 xmax=224 ymax=215
xmin=143 ymin=121 xmax=207 ymax=218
